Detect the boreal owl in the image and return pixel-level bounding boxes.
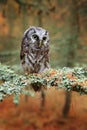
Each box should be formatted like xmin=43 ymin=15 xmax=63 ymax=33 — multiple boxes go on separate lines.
xmin=20 ymin=26 xmax=50 ymax=73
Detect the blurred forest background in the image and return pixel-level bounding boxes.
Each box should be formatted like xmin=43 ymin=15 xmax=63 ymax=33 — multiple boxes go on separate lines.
xmin=0 ymin=0 xmax=87 ymax=68
xmin=0 ymin=1 xmax=87 ymax=129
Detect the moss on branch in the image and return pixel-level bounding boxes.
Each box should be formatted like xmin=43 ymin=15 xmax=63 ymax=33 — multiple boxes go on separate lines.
xmin=0 ymin=63 xmax=87 ymax=102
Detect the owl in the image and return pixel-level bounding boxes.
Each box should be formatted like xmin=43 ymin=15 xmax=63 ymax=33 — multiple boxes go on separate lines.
xmin=20 ymin=26 xmax=50 ymax=73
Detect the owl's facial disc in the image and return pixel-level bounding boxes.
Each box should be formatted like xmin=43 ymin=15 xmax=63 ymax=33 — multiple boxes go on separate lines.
xmin=31 ymin=30 xmax=48 ymax=49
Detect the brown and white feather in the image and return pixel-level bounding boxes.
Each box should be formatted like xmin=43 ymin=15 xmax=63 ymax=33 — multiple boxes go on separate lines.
xmin=20 ymin=26 xmax=50 ymax=73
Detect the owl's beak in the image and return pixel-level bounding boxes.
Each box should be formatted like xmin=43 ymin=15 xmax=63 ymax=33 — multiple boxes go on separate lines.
xmin=39 ymin=40 xmax=43 ymax=47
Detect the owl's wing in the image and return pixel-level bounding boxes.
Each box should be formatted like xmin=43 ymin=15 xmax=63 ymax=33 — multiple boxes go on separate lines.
xmin=20 ymin=38 xmax=25 ymax=61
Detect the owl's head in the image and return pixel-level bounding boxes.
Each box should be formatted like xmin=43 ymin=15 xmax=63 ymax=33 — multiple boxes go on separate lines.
xmin=23 ymin=26 xmax=49 ymax=49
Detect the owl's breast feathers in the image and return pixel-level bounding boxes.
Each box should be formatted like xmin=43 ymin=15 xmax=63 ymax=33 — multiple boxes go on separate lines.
xmin=21 ymin=46 xmax=49 ymax=73
xmin=28 ymin=47 xmax=49 ymax=65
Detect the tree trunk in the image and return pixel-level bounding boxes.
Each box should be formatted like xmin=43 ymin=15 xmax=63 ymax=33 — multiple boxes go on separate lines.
xmin=37 ymin=0 xmax=43 ymax=26
xmin=63 ymin=0 xmax=80 ymax=118
xmin=63 ymin=91 xmax=72 ymax=118
xmin=66 ymin=0 xmax=80 ymax=67
xmin=21 ymin=5 xmax=29 ymax=32
xmin=7 ymin=1 xmax=15 ymax=36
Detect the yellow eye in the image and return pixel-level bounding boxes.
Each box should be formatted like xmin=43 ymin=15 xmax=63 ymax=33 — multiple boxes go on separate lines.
xmin=43 ymin=36 xmax=47 ymax=41
xmin=32 ymin=34 xmax=38 ymax=40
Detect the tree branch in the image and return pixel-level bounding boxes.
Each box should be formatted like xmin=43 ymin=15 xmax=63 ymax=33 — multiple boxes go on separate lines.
xmin=0 ymin=63 xmax=87 ymax=102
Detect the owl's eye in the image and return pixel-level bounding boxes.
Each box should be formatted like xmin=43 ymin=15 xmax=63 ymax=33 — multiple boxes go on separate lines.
xmin=32 ymin=34 xmax=38 ymax=40
xmin=43 ymin=36 xmax=47 ymax=41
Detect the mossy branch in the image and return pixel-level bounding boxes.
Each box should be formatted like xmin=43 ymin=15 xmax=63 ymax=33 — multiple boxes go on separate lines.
xmin=0 ymin=63 xmax=87 ymax=102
